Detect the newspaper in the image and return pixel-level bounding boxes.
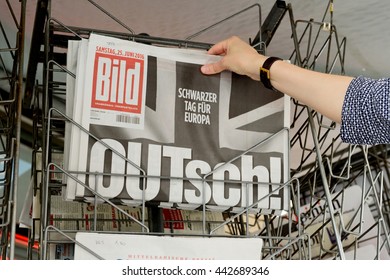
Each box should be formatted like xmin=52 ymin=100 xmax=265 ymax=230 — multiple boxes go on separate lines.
xmin=49 ymin=195 xmax=147 ymax=233
xmin=65 ymin=38 xmax=89 ymax=190
xmin=162 ymin=208 xmax=226 ymax=235
xmin=65 ymin=33 xmax=290 ymax=215
xmin=74 ymin=232 xmax=263 ymax=260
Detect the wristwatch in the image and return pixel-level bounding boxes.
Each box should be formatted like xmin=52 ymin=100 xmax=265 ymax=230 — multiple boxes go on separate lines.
xmin=260 ymin=56 xmax=282 ymax=90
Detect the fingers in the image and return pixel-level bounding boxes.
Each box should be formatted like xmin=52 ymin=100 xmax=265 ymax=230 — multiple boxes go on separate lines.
xmin=206 ymin=39 xmax=229 ymax=56
xmin=201 ymin=37 xmax=238 ymax=75
xmin=200 ymin=60 xmax=226 ymax=75
xmin=200 ymin=36 xmax=250 ymax=76
xmin=200 ymin=40 xmax=228 ymax=75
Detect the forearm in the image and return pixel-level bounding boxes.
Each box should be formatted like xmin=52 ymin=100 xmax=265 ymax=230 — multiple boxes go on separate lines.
xmin=241 ymin=55 xmax=389 ymax=145
xmin=269 ymin=60 xmax=354 ymax=123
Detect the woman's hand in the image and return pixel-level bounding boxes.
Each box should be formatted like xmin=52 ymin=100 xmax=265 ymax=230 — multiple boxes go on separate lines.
xmin=201 ymin=36 xmax=265 ymax=81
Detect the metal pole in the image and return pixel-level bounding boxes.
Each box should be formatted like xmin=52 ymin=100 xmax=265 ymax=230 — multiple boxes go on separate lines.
xmin=9 ymin=0 xmax=26 ymax=260
xmin=307 ymin=109 xmax=345 ymax=259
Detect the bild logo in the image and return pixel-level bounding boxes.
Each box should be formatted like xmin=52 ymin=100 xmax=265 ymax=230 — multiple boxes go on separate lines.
xmin=92 ymin=52 xmax=145 ymax=113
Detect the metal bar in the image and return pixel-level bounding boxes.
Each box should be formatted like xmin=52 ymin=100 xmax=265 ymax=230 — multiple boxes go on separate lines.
xmin=24 ymin=0 xmax=49 ymax=109
xmin=87 ymin=0 xmax=135 ymax=34
xmin=8 ymin=0 xmax=26 ymax=260
xmin=306 ymin=108 xmax=345 ymax=259
xmin=185 ymin=3 xmax=262 ymax=44
xmin=251 ymin=1 xmax=287 ymax=51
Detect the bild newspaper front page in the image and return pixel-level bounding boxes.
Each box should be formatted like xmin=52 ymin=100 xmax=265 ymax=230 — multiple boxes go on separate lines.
xmin=65 ymin=33 xmax=290 ymax=215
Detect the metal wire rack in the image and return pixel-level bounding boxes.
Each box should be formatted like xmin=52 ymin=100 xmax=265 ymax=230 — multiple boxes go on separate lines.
xmin=1 ymin=0 xmax=389 ymax=260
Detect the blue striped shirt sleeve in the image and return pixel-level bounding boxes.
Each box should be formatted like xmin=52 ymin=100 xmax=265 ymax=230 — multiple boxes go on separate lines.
xmin=340 ymin=76 xmax=390 ymax=145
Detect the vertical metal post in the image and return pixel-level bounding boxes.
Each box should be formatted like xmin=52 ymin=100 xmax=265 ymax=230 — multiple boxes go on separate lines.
xmin=9 ymin=0 xmax=26 ymax=260
xmin=307 ymin=109 xmax=345 ymax=259
xmin=288 ymin=1 xmax=345 ymax=259
xmin=39 ymin=0 xmax=51 ymax=258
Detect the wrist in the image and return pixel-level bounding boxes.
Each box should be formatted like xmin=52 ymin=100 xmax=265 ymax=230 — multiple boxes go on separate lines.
xmin=260 ymin=56 xmax=282 ymax=90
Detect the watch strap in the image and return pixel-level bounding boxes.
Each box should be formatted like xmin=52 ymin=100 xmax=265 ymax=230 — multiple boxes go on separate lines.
xmin=260 ymin=57 xmax=282 ymax=90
